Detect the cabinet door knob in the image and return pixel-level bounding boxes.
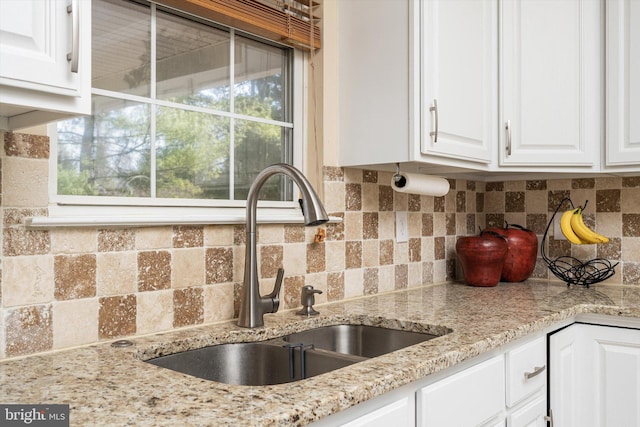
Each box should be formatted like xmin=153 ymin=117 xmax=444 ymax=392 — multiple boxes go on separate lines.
xmin=429 ymin=99 xmax=439 ymax=142
xmin=524 ymin=365 xmax=546 ymax=380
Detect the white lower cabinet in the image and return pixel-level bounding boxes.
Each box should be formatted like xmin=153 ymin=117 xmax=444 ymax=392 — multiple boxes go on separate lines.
xmin=418 ymin=355 xmax=505 ymax=426
xmin=340 ymin=396 xmax=413 ymax=427
xmin=507 ymin=394 xmax=546 ymax=427
xmin=312 ymin=333 xmax=547 ymax=427
xmin=549 ymin=322 xmax=640 ymax=427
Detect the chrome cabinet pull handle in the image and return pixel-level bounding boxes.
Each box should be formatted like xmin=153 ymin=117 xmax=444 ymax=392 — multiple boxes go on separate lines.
xmin=524 ymin=365 xmax=546 ymax=380
xmin=505 ymin=120 xmax=512 ymax=156
xmin=67 ymin=0 xmax=79 ymax=73
xmin=429 ymin=99 xmax=439 ymax=142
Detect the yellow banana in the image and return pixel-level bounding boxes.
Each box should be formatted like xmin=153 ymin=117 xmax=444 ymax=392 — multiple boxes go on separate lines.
xmin=560 ymin=208 xmax=586 ymax=244
xmin=569 ymin=208 xmax=610 ymax=244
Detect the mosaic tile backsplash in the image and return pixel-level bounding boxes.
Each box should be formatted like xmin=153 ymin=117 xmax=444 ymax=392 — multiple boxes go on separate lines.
xmin=1 ymin=131 xmax=639 ymax=359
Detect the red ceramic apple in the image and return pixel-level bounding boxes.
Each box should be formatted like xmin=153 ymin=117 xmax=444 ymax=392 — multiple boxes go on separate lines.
xmin=456 ymin=231 xmax=508 ymax=287
xmin=484 ymin=223 xmax=538 ymax=282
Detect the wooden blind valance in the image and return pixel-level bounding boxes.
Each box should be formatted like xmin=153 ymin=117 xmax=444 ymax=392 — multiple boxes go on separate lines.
xmin=156 ymin=0 xmax=321 ymax=49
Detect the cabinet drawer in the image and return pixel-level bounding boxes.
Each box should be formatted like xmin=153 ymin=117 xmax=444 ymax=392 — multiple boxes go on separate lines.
xmin=418 ymin=355 xmax=505 ymax=426
xmin=506 ymin=336 xmax=546 ymax=407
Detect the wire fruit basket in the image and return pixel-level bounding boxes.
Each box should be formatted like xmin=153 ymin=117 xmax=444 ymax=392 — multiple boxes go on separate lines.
xmin=541 ymin=198 xmax=618 ymax=288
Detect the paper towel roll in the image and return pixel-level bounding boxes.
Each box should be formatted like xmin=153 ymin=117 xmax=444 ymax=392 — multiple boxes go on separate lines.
xmin=391 ymin=173 xmax=450 ymax=197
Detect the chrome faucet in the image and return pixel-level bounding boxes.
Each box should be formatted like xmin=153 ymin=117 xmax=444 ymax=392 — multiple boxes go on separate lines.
xmin=238 ymin=163 xmax=329 ymax=328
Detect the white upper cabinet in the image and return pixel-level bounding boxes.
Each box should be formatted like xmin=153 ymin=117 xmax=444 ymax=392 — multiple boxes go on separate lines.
xmin=605 ymin=0 xmax=640 ymax=168
xmin=338 ymin=0 xmax=495 ymax=174
xmin=499 ymin=0 xmax=602 ymax=168
xmin=0 ymin=0 xmax=91 ymax=130
xmin=421 ymin=0 xmax=497 ymax=164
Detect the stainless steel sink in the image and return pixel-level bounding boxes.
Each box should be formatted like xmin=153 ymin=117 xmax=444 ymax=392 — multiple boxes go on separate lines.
xmin=283 ymin=324 xmax=439 ymax=358
xmin=146 ymin=324 xmax=447 ymax=386
xmin=147 ymin=341 xmax=359 ymax=386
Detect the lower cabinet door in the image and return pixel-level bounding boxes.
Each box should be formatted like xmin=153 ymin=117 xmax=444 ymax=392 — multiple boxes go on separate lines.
xmin=507 ymin=394 xmax=546 ymax=427
xmin=549 ymin=323 xmax=640 ymax=427
xmin=340 ymin=396 xmax=413 ymax=427
xmin=418 ymin=355 xmax=505 ymax=426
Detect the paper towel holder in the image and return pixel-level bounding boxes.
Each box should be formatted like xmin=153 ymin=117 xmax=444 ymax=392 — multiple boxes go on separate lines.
xmin=393 ymin=163 xmax=406 ymax=187
xmin=393 ymin=163 xmax=403 ymax=184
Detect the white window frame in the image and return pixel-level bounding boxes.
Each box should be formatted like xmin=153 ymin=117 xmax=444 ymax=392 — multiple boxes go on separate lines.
xmin=31 ymin=6 xmax=309 ymax=229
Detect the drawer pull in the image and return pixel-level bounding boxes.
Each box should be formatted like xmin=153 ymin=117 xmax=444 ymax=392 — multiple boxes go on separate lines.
xmin=524 ymin=365 xmax=546 ymax=380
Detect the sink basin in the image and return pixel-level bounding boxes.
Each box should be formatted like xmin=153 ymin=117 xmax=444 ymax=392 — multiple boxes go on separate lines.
xmin=146 ymin=341 xmax=359 ymax=386
xmin=146 ymin=323 xmax=447 ymax=386
xmin=283 ymin=324 xmax=439 ymax=358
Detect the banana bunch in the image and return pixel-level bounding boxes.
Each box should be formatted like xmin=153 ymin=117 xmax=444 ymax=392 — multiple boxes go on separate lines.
xmin=559 ymin=207 xmax=609 ymax=244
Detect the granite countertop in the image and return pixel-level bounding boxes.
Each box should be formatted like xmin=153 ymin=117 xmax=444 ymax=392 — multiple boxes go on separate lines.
xmin=2 ymin=280 xmax=640 ymax=426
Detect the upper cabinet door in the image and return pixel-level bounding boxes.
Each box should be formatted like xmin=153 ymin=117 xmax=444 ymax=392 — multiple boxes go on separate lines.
xmin=0 ymin=0 xmax=90 ymax=129
xmin=421 ymin=0 xmax=497 ymax=164
xmin=499 ymin=0 xmax=602 ymax=167
xmin=606 ymin=0 xmax=640 ymax=167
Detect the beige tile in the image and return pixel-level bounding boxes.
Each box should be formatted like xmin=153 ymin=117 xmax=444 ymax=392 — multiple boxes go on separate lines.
xmin=343 ymin=168 xmax=362 ymax=183
xmin=323 ymin=181 xmax=345 ymax=212
xmin=570 ymin=189 xmax=596 ymax=210
xmin=173 ymin=248 xmax=205 ymax=288
xmin=344 ymin=211 xmax=363 ymax=240
xmin=421 ymin=237 xmax=435 ymax=262
xmin=394 ymin=242 xmax=408 ymax=264
xmin=597 ymin=212 xmax=622 ymax=237
xmin=378 ymin=265 xmax=395 ymax=293
xmin=361 ymin=183 xmax=379 ymax=212
xmin=393 ymin=192 xmax=408 ymax=211
xmin=433 ymin=213 xmax=446 ymax=236
xmin=596 ymin=176 xmax=622 ymax=189
xmin=204 ymin=225 xmax=234 ymax=247
xmin=548 ymin=179 xmax=572 ymax=190
xmin=408 ymin=212 xmax=421 ymax=237
xmin=50 ymin=229 xmax=97 ymax=254
xmin=505 ymin=180 xmax=526 ymax=191
xmin=343 ymin=268 xmax=363 ymax=298
xmin=622 ymin=238 xmax=640 ymax=262
xmin=135 ymin=227 xmax=173 ymax=250
xmin=525 ymin=190 xmax=547 ymax=214
xmin=3 ymin=255 xmax=54 ymax=306
xmin=622 ymin=188 xmax=640 ymax=213
xmin=3 ymin=157 xmax=48 ymax=207
xmin=53 ymin=299 xmax=99 ymax=348
xmin=484 ymin=191 xmax=505 ymax=213
xmin=504 ymin=213 xmax=526 ymax=228
xmin=325 ymin=241 xmax=345 ymax=272
xmin=433 ymin=259 xmax=448 ymax=283
xmin=283 ymin=242 xmax=307 ymax=276
xmin=97 ymin=252 xmax=137 ymax=296
xmin=362 ymin=240 xmax=378 ymax=268
xmin=203 ymin=283 xmax=234 ymax=323
xmin=378 ymin=212 xmax=395 ymax=239
xmin=137 ymin=290 xmax=173 ymax=334
xmin=258 ymin=224 xmax=284 ymax=244
xmin=408 ymin=262 xmax=422 ymax=287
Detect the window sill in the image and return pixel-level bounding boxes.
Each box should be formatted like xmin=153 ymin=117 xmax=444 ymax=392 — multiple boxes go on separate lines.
xmin=25 ymin=206 xmax=342 ymax=229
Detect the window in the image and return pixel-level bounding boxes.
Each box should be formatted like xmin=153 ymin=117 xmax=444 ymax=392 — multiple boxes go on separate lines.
xmin=50 ymin=0 xmax=304 ymax=221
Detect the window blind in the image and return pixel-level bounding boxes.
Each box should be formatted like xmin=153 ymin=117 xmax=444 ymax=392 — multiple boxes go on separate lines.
xmin=155 ymin=0 xmax=321 ymax=49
